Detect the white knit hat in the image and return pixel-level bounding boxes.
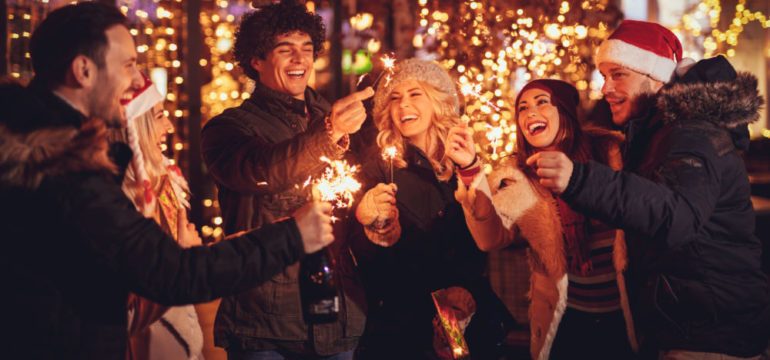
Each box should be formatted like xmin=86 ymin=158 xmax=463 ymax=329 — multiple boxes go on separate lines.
xmin=595 ymin=20 xmax=683 ymax=83
xmin=372 ymin=58 xmax=459 ymax=116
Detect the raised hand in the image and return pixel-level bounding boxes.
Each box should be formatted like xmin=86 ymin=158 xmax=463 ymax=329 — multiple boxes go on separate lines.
xmin=293 ymin=200 xmax=334 ymax=254
xmin=446 ymin=123 xmax=476 ymax=168
xmin=177 ymin=207 xmax=203 ymax=248
xmin=526 ymin=151 xmax=574 ymax=194
xmin=355 ymin=183 xmax=398 ymax=226
xmin=328 ymin=87 xmax=375 ymax=142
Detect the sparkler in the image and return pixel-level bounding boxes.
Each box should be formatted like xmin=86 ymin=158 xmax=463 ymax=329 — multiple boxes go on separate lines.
xmin=370 ymin=54 xmax=397 ymax=88
xmin=381 ymin=146 xmax=398 ymax=184
xmin=485 ymin=124 xmax=504 ymax=156
xmin=311 ymin=157 xmax=362 ymax=222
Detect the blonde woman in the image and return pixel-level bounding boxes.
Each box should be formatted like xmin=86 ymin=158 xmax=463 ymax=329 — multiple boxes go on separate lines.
xmin=121 ymin=76 xmax=204 ymax=360
xmin=351 ymin=59 xmax=512 ymax=359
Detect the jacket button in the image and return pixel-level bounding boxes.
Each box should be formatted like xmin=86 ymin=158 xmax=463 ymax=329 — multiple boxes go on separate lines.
xmin=291 ymin=122 xmax=297 ymax=128
xmin=437 ymin=210 xmax=444 ymax=217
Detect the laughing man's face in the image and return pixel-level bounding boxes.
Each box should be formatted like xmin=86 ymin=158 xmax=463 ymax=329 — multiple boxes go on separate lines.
xmin=251 ymin=31 xmax=314 ymax=100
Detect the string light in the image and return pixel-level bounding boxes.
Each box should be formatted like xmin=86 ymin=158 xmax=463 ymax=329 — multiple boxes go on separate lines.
xmin=675 ymin=0 xmax=769 ymax=59
xmin=416 ymin=0 xmax=621 ymax=166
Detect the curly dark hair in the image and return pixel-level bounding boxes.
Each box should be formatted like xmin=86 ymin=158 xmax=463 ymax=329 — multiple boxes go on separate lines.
xmin=234 ymin=1 xmax=326 ymax=81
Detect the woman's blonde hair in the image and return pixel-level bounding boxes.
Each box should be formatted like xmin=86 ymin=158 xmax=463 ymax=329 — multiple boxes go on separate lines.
xmin=374 ymin=80 xmax=461 ymax=181
xmin=122 ymin=106 xmax=173 ymax=206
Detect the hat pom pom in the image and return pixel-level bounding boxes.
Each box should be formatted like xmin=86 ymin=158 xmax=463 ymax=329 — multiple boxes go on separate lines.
xmin=675 ymin=57 xmax=697 ymax=78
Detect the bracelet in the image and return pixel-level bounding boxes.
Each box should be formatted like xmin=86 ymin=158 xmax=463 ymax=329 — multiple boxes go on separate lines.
xmin=457 ymin=155 xmax=479 ymax=171
xmin=458 ymin=164 xmax=481 ymax=178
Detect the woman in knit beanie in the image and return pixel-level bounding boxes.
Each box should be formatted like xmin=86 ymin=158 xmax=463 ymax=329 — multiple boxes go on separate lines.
xmin=352 ymin=58 xmax=514 ymax=359
xmin=455 ymin=79 xmax=637 ymax=359
xmin=121 ymin=75 xmax=205 ymax=360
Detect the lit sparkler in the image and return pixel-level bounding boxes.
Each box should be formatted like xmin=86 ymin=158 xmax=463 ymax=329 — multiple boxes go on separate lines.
xmin=485 ymin=124 xmax=504 ymax=156
xmin=381 ymin=146 xmax=398 ymax=184
xmin=371 ymin=54 xmax=397 ymax=88
xmin=312 ymin=156 xmax=362 ymax=213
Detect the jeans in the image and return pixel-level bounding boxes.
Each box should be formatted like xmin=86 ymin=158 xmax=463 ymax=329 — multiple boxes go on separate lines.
xmin=549 ymin=307 xmax=636 ymax=360
xmin=227 ymin=349 xmax=354 ymax=360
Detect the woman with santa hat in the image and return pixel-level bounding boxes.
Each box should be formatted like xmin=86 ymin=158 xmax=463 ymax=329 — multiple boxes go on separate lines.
xmin=120 ymin=74 xmax=204 ymax=360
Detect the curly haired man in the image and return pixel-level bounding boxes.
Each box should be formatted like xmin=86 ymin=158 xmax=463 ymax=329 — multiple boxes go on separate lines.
xmin=201 ymin=2 xmax=372 ymax=359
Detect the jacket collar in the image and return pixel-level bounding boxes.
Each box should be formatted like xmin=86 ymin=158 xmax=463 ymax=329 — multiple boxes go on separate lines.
xmin=657 ymin=70 xmax=761 ymax=151
xmin=0 ymin=81 xmax=116 ymax=189
xmin=28 ymin=79 xmax=89 ymax=129
xmin=250 ymin=80 xmax=310 ymax=116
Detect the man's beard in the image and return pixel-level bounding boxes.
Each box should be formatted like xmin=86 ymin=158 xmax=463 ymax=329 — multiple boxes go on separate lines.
xmin=88 ymin=86 xmax=127 ymax=129
xmin=628 ymin=78 xmax=657 ymax=121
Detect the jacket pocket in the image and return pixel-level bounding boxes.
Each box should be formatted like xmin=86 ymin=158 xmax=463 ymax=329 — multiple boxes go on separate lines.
xmin=653 ymin=274 xmax=718 ymax=337
xmin=269 ymin=263 xmax=302 ymax=315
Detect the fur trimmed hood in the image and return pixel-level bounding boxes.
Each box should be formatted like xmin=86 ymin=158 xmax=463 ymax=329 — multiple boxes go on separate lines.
xmin=0 ymin=83 xmax=116 ymax=189
xmin=657 ymin=56 xmax=763 ymax=130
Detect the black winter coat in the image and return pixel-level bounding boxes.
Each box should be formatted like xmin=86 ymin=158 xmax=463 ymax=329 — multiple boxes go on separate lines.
xmin=0 ymin=82 xmax=306 ymax=359
xmin=562 ymin=56 xmax=770 ymax=356
xmin=351 ymin=144 xmax=513 ymax=359
xmin=201 ymin=81 xmax=363 ymax=354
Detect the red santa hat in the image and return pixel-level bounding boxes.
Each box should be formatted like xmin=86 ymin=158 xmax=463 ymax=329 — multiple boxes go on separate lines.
xmin=595 ymin=20 xmax=683 ymax=83
xmin=121 ymin=72 xmax=165 ymax=122
xmin=121 ymin=73 xmax=165 ymax=217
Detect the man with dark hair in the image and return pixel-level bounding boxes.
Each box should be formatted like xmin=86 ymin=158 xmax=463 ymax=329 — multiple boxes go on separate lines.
xmin=201 ymin=2 xmax=372 ymax=359
xmin=531 ymin=20 xmax=770 ymax=358
xmin=0 ymin=3 xmax=334 ymax=358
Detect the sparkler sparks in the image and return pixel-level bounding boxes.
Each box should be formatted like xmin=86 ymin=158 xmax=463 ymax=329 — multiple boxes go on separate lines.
xmin=485 ymin=124 xmax=504 ymax=156
xmin=381 ymin=54 xmax=396 ymax=69
xmin=356 ymin=74 xmax=367 ymax=87
xmin=372 ymin=54 xmax=397 ymax=88
xmin=381 ymin=146 xmax=398 ymax=184
xmin=312 ymin=156 xmax=362 ymax=211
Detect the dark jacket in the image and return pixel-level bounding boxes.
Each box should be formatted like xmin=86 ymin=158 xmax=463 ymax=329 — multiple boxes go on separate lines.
xmin=562 ymin=56 xmax=770 ymax=356
xmin=201 ymin=82 xmax=363 ymax=354
xmin=351 ymin=145 xmax=513 ymax=359
xmin=0 ymin=81 xmax=307 ymax=359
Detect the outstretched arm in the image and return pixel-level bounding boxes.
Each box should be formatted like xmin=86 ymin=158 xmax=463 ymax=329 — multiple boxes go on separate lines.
xmin=69 ymin=177 xmax=333 ymax=305
xmin=530 ymin=149 xmax=720 ymax=250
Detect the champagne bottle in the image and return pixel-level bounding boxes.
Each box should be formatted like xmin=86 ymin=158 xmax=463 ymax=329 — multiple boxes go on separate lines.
xmin=299 ymin=247 xmax=339 ymax=323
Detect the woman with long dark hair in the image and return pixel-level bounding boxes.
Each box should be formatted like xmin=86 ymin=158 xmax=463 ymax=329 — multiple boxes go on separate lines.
xmin=455 ymin=79 xmax=637 ymax=359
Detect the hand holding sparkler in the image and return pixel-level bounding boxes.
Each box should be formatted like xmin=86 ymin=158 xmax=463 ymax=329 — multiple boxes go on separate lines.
xmin=355 ymin=183 xmax=398 ymax=229
xmin=293 ymin=200 xmax=335 ymax=254
xmin=328 ymin=87 xmax=375 ymax=142
xmin=446 ymin=123 xmax=477 ymax=169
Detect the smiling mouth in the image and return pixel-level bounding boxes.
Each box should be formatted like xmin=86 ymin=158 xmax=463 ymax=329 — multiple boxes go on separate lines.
xmin=400 ymin=114 xmax=418 ymax=123
xmin=287 ymin=70 xmax=306 ymax=79
xmin=606 ymin=97 xmax=626 ymax=108
xmin=527 ymin=121 xmax=547 ymax=136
